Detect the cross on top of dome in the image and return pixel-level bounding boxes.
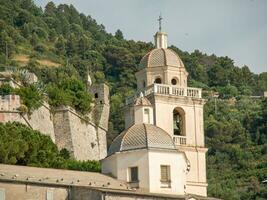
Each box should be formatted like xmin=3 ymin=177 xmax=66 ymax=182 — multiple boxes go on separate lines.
xmin=158 ymin=14 xmax=163 ymax=32
xmin=154 ymin=14 xmax=167 ymax=49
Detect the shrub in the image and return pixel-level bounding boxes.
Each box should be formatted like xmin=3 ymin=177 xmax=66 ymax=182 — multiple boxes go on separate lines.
xmin=16 ymin=85 xmax=43 ymax=111
xmin=0 ymin=122 xmax=101 ymax=172
xmin=0 ymin=83 xmax=14 ymax=95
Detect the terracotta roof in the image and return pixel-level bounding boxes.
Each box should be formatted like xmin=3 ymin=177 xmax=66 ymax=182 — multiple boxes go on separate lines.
xmin=108 ymin=124 xmax=177 ymax=156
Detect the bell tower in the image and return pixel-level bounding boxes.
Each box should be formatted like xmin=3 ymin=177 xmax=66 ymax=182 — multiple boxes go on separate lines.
xmin=126 ymin=19 xmax=208 ymax=197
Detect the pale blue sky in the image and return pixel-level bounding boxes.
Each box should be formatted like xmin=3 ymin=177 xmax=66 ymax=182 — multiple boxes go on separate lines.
xmin=34 ymin=0 xmax=267 ymax=74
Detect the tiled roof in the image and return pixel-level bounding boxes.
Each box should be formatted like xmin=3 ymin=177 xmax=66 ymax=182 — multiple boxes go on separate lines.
xmin=139 ymin=48 xmax=185 ymax=69
xmin=0 ymin=164 xmax=129 ymax=190
xmin=108 ymin=124 xmax=177 ymax=156
xmin=133 ymin=96 xmax=151 ymax=106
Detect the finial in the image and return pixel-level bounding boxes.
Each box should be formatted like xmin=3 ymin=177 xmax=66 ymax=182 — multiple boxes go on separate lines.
xmin=139 ymin=92 xmax=144 ymax=98
xmin=158 ymin=14 xmax=163 ymax=32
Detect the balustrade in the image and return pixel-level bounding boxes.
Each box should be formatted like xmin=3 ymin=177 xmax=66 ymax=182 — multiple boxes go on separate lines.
xmin=125 ymin=84 xmax=202 ymax=105
xmin=173 ymin=135 xmax=187 ymax=146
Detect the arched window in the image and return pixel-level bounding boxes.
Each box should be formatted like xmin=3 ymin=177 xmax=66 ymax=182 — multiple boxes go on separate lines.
xmin=154 ymin=77 xmax=162 ymax=84
xmin=171 ymin=78 xmax=177 ymax=85
xmin=171 ymin=78 xmax=179 ymax=85
xmin=173 ymin=108 xmax=185 ymax=136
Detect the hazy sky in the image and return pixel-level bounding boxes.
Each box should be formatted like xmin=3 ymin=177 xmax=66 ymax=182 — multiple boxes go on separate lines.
xmin=34 ymin=0 xmax=267 ymax=74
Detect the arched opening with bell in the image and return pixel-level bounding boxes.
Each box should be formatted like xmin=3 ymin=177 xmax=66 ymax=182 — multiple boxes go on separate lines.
xmin=173 ymin=107 xmax=186 ymax=136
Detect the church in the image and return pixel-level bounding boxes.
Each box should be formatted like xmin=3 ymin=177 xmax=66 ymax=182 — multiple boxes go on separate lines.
xmin=102 ymin=20 xmax=208 ymax=197
xmin=0 ymin=21 xmax=216 ymax=200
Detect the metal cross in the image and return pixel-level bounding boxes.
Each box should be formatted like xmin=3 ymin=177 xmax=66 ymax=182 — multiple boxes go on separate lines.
xmin=158 ymin=14 xmax=163 ymax=31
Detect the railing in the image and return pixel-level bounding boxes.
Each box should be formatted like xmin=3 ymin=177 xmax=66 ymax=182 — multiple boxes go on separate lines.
xmin=173 ymin=135 xmax=187 ymax=146
xmin=125 ymin=84 xmax=202 ymax=105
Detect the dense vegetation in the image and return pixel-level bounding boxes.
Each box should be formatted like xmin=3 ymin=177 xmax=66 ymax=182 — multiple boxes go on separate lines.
xmin=0 ymin=0 xmax=266 ymax=199
xmin=0 ymin=122 xmax=100 ymax=172
xmin=205 ymin=97 xmax=267 ymax=199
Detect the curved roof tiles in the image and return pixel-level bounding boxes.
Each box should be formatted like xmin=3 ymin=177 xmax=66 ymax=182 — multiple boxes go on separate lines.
xmin=139 ymin=48 xmax=185 ymax=69
xmin=108 ymin=124 xmax=177 ymax=156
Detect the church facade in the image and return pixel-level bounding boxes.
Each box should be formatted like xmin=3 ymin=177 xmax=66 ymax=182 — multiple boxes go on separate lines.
xmin=102 ymin=28 xmax=208 ymax=197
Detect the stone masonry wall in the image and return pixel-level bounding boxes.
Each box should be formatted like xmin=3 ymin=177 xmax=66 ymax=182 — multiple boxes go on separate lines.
xmin=53 ymin=107 xmax=107 ymax=161
xmin=26 ymin=102 xmax=55 ymax=142
xmin=0 ymin=95 xmax=55 ymax=142
xmin=0 ymin=83 xmax=110 ymax=161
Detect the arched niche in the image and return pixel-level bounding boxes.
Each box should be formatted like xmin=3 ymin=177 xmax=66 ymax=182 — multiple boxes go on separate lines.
xmin=173 ymin=107 xmax=186 ymax=136
xmin=171 ymin=77 xmax=179 ymax=85
xmin=154 ymin=77 xmax=162 ymax=84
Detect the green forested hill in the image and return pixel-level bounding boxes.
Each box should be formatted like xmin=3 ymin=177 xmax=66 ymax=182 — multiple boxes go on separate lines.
xmin=0 ymin=1 xmax=266 ymax=199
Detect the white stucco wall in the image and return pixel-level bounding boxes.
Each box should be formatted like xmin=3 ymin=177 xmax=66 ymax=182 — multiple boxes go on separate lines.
xmin=102 ymin=149 xmax=187 ymax=195
xmin=102 ymin=150 xmax=150 ymax=190
xmin=101 ymin=155 xmax=118 ymax=178
xmin=117 ymin=150 xmax=150 ymax=190
xmin=152 ymin=98 xmax=205 ymax=147
xmin=134 ymin=106 xmax=154 ymax=125
xmin=147 ymin=150 xmax=187 ymax=195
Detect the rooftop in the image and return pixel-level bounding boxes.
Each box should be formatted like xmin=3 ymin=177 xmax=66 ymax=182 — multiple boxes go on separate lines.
xmin=139 ymin=48 xmax=185 ymax=69
xmin=0 ymin=164 xmax=129 ymax=191
xmin=0 ymin=164 xmax=220 ymax=200
xmin=108 ymin=123 xmax=177 ymax=156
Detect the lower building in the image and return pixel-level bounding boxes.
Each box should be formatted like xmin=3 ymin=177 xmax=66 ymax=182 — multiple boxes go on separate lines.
xmin=0 ymin=164 xmax=219 ymax=200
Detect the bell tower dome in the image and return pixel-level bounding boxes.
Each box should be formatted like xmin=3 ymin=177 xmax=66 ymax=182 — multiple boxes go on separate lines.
xmin=136 ymin=25 xmax=188 ymax=90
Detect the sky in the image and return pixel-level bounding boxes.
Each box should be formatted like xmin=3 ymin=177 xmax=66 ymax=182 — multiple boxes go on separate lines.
xmin=34 ymin=0 xmax=267 ymax=74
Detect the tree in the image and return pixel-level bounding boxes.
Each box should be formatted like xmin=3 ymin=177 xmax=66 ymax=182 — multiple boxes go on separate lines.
xmin=55 ymin=35 xmax=66 ymax=55
xmin=44 ymin=1 xmax=57 ymax=16
xmin=0 ymin=122 xmax=100 ymax=172
xmin=115 ymin=29 xmax=124 ymax=40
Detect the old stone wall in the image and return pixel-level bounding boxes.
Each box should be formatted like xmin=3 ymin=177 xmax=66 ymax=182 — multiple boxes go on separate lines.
xmin=26 ymin=103 xmax=55 ymax=142
xmin=0 ymin=83 xmax=110 ymax=161
xmin=0 ymin=95 xmax=25 ymax=124
xmin=0 ymin=95 xmax=55 ymax=141
xmin=0 ymin=182 xmax=68 ymax=200
xmin=53 ymin=108 xmax=74 ymax=154
xmin=72 ymin=188 xmax=189 ymax=200
xmin=53 ymin=106 xmax=107 ymax=161
xmin=0 ymin=182 xmax=188 ymax=200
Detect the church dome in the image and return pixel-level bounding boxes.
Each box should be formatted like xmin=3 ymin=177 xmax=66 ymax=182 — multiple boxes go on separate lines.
xmin=139 ymin=48 xmax=185 ymax=69
xmin=108 ymin=124 xmax=177 ymax=156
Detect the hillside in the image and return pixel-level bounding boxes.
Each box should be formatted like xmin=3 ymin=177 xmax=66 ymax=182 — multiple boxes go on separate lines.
xmin=0 ymin=0 xmax=266 ymax=199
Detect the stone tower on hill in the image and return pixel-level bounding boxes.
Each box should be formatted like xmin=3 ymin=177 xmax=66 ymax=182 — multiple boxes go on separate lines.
xmin=0 ymin=71 xmax=109 ymax=161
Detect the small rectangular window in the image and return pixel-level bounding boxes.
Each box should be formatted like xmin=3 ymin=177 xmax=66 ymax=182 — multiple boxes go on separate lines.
xmin=160 ymin=165 xmax=171 ymax=183
xmin=130 ymin=166 xmax=138 ymax=182
xmin=46 ymin=189 xmax=53 ymax=200
xmin=144 ymin=108 xmax=150 ymax=124
xmin=0 ymin=188 xmax=5 ymax=200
